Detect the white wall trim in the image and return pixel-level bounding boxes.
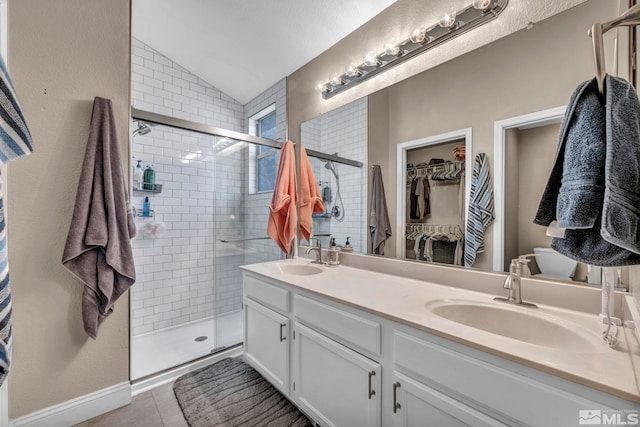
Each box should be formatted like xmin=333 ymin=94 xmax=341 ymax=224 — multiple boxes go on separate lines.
xmin=11 ymin=382 xmax=131 ymax=427
xmin=131 ymin=346 xmax=242 ymax=396
xmin=492 ymin=106 xmax=566 ymax=272
xmin=396 ymin=128 xmax=472 ymax=259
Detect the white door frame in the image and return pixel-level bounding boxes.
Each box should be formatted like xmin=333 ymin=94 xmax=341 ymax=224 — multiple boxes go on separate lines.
xmin=492 ymin=106 xmax=566 ymax=272
xmin=396 ymin=128 xmax=472 ymax=259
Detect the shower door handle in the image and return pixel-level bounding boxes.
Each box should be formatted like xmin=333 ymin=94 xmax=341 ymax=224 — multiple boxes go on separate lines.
xmin=279 ymin=323 xmax=286 ymax=342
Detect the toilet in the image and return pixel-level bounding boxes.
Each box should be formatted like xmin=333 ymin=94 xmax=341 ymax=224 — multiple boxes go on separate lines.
xmin=533 ymin=247 xmax=577 ymax=280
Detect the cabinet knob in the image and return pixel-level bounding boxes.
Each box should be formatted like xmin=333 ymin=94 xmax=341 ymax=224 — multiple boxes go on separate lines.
xmin=368 ymin=370 xmax=376 ymax=399
xmin=393 ymin=382 xmax=401 ymax=413
xmin=279 ymin=323 xmax=286 ymax=342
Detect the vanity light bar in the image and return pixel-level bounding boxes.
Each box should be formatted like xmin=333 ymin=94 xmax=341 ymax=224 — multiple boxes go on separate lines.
xmin=319 ymin=0 xmax=508 ymax=99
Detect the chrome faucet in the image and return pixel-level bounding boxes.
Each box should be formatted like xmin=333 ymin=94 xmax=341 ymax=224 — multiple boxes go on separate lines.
xmin=305 ymin=238 xmax=324 ymax=264
xmin=494 ymin=255 xmax=538 ymax=309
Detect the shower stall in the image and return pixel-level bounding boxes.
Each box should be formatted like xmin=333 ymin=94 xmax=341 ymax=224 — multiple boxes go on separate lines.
xmin=129 ymin=109 xmax=283 ymax=379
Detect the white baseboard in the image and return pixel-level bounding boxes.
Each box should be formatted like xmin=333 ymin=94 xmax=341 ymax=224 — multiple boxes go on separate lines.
xmin=11 ymin=382 xmax=131 ymax=427
xmin=131 ymin=346 xmax=243 ymax=396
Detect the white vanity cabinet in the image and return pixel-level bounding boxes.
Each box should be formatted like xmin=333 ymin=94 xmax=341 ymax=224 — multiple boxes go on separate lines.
xmin=292 ymin=294 xmax=383 ymax=427
xmin=243 ymin=275 xmax=291 ymax=395
xmin=242 ymin=271 xmax=638 ymax=427
xmin=391 ymin=372 xmax=505 ymax=427
xmin=293 ymin=323 xmax=381 ymax=427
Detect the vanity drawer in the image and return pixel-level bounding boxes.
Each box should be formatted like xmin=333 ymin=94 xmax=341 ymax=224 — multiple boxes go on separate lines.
xmin=294 ymin=294 xmax=381 ymax=357
xmin=394 ymin=331 xmax=621 ymax=426
xmin=243 ymin=274 xmax=290 ymax=313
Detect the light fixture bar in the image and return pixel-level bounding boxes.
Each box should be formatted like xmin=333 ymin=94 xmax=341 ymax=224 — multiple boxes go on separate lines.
xmin=321 ymin=0 xmax=508 ymax=99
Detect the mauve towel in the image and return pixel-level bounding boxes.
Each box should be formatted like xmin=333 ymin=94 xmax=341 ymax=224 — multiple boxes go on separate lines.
xmin=534 ymin=76 xmax=640 ymax=266
xmin=370 ymin=165 xmax=391 ymax=255
xmin=62 ymin=97 xmax=137 ymax=338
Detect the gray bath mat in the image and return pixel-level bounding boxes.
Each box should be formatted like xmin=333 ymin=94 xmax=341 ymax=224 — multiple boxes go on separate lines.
xmin=173 ymin=357 xmax=313 ymax=427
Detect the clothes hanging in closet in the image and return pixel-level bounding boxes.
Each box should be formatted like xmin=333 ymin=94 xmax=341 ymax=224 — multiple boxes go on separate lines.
xmin=407 ymin=228 xmax=465 ymax=266
xmin=408 ymin=176 xmax=431 ymax=220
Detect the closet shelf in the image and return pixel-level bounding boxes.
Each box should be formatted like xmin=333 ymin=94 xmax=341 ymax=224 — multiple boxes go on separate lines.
xmin=407 ymin=160 xmax=464 ymax=173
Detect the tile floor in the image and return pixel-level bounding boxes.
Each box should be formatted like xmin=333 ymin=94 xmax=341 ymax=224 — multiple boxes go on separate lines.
xmin=72 ymin=383 xmax=188 ymax=427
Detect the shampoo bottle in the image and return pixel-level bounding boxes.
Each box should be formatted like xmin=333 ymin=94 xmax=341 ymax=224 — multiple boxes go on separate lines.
xmin=142 ymin=196 xmax=151 ymax=217
xmin=143 ymin=164 xmax=156 ymax=190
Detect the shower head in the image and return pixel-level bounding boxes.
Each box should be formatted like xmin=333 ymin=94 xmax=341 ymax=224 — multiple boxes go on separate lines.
xmin=324 ymin=159 xmax=339 ymax=181
xmin=321 ymin=155 xmax=339 ymax=179
xmin=132 ymin=120 xmax=151 ymax=137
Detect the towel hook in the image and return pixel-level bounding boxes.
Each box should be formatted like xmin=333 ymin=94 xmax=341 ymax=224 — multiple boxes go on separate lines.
xmin=590 ymin=4 xmax=640 ymax=96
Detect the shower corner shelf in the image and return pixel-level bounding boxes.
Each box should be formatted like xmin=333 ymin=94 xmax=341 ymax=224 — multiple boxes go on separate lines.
xmin=134 ymin=209 xmax=154 ymax=218
xmin=133 ymin=183 xmax=163 ymax=194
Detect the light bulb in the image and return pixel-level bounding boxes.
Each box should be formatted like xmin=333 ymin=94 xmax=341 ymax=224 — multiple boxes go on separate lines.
xmin=472 ymin=0 xmax=492 ymax=10
xmin=315 ymin=81 xmax=326 ymax=92
xmin=329 ymin=72 xmax=343 ymax=87
xmin=384 ymin=38 xmax=400 ymax=56
xmin=345 ymin=63 xmax=360 ymax=78
xmin=363 ymin=51 xmax=379 ymax=67
xmin=437 ymin=9 xmax=457 ymax=28
xmin=410 ymin=26 xmax=427 ymax=43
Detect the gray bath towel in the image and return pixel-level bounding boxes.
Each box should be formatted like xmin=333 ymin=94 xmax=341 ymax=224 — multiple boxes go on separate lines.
xmin=534 ymin=76 xmax=640 ymax=266
xmin=62 ymin=97 xmax=136 ymax=338
xmin=370 ymin=165 xmax=391 ymax=255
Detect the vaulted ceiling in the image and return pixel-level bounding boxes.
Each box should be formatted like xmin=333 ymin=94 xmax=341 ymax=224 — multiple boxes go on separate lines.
xmin=132 ymin=0 xmax=399 ymax=104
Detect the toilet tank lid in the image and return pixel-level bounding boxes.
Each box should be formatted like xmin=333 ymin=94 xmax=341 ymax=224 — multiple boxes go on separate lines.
xmin=534 ymin=247 xmax=556 ymax=254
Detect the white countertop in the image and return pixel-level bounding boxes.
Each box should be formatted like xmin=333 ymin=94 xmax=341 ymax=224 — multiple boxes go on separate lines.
xmin=241 ymin=258 xmax=640 ymax=403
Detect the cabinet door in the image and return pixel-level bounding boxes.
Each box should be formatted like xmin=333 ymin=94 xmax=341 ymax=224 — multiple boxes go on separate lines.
xmin=243 ymin=298 xmax=289 ymax=395
xmin=392 ymin=372 xmax=506 ymax=427
xmin=293 ymin=323 xmax=381 ymax=427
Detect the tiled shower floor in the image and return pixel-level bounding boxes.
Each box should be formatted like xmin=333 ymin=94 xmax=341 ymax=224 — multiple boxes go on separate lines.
xmin=131 ymin=309 xmax=243 ymax=379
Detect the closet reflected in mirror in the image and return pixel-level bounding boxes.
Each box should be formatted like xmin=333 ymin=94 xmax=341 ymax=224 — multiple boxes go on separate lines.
xmin=403 ymin=135 xmax=468 ymax=267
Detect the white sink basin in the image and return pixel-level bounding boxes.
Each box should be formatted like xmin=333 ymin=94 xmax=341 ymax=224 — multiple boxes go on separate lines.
xmin=278 ymin=263 xmax=324 ymax=276
xmin=426 ymin=299 xmax=604 ymax=353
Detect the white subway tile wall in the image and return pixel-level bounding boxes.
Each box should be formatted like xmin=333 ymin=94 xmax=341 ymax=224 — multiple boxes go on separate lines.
xmin=130 ymin=38 xmax=285 ymax=335
xmin=301 ymin=98 xmax=368 ymax=252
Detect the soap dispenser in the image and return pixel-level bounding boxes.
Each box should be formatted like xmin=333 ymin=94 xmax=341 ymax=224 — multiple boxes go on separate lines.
xmin=342 ymin=237 xmax=353 ymax=253
xmin=327 ymin=237 xmax=341 ymax=266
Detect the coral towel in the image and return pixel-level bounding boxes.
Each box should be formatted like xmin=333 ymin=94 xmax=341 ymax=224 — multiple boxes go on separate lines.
xmin=268 ymin=141 xmax=297 ymax=254
xmin=299 ymin=145 xmax=325 ymax=241
xmin=62 ymin=97 xmax=136 ymax=339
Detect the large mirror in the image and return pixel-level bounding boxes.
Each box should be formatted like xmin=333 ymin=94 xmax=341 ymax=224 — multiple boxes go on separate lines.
xmin=301 ymin=0 xmax=630 ymax=288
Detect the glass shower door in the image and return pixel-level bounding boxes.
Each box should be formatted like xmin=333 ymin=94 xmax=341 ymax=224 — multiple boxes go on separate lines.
xmin=212 ymin=138 xmax=283 ymax=351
